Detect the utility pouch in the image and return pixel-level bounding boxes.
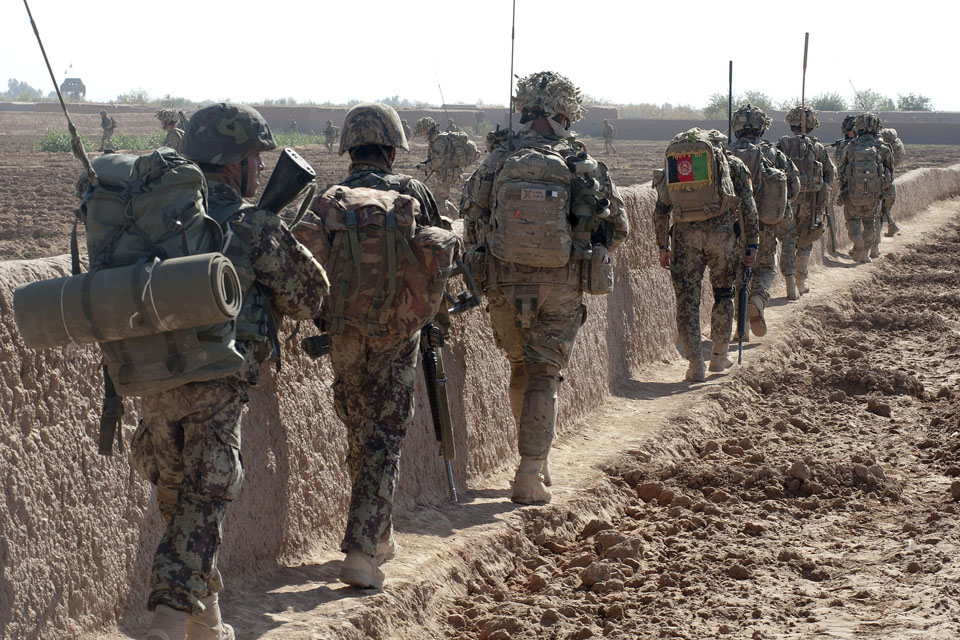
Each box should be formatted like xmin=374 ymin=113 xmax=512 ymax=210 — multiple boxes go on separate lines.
xmin=582 ymin=244 xmax=614 ymax=295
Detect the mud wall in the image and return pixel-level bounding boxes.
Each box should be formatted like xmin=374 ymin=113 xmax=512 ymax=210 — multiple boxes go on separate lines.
xmin=1 ymin=166 xmax=959 ymax=639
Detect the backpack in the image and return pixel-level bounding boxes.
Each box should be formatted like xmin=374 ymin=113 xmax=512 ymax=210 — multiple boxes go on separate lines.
xmin=663 ymin=138 xmax=738 ymax=222
xmin=441 ymin=131 xmax=480 ymax=167
xmin=730 ymin=141 xmax=788 ymax=226
xmin=76 ymin=149 xmax=244 ymax=397
xmin=842 ymin=137 xmax=888 ymax=207
xmin=108 ymin=116 xmax=118 ymax=130
xmin=778 ymin=135 xmax=823 ymax=193
xmin=308 ymin=183 xmax=458 ymax=338
xmin=488 ymin=146 xmax=574 ymax=267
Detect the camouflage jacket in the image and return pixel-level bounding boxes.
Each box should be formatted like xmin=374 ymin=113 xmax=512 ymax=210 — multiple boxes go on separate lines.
xmin=808 ymin=135 xmax=836 ymax=185
xmin=324 ymin=125 xmax=339 ymax=140
xmin=163 ymin=127 xmax=184 ymax=152
xmin=833 ymin=136 xmax=855 ymax=165
xmin=423 ymin=132 xmax=463 ymax=171
xmin=653 ymin=151 xmax=760 ymax=250
xmin=337 ymin=161 xmax=444 ymax=228
xmin=602 ymin=123 xmax=616 ymax=139
xmin=880 ymin=129 xmax=905 ymax=166
xmin=207 ymin=178 xmax=329 ymax=352
xmin=838 ymin=134 xmax=897 ymax=206
xmin=462 ymin=129 xmax=629 ymax=251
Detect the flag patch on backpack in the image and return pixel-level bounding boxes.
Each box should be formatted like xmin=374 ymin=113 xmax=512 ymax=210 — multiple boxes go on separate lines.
xmin=667 ymin=151 xmax=711 ymax=188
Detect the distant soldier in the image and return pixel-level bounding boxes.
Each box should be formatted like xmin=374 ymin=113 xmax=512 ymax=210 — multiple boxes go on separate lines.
xmin=323 ymin=120 xmax=340 ymax=153
xmin=414 ymin=116 xmax=479 ymax=217
xmin=289 ymin=118 xmax=298 ymax=133
xmin=877 ymin=127 xmax=904 ymax=241
xmin=401 ymin=119 xmax=412 ymax=139
xmin=156 ymin=108 xmax=184 ymax=153
xmin=653 ymin=128 xmax=758 ymax=381
xmin=837 ymin=112 xmax=896 ymax=263
xmin=729 ymin=104 xmax=800 ymax=338
xmin=445 ymin=117 xmax=460 ymax=132
xmin=777 ymin=106 xmax=835 ymax=298
xmin=602 ymin=118 xmax=617 ymax=154
xmin=99 ymin=109 xmax=117 ymax=151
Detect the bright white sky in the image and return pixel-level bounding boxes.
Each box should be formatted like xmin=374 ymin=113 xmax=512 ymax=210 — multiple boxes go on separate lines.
xmin=1 ymin=0 xmax=949 ymax=111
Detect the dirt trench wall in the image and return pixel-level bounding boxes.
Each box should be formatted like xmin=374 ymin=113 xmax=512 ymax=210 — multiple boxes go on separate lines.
xmin=0 ymin=166 xmax=957 ymax=639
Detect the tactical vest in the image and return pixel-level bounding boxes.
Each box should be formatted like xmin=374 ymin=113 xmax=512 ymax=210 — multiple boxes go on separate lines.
xmin=730 ymin=140 xmax=788 ymax=226
xmin=779 ymin=135 xmax=824 ymax=193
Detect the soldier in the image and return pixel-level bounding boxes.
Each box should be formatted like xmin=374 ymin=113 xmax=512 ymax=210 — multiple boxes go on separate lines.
xmin=289 ymin=118 xmax=298 ymax=133
xmin=156 ymin=108 xmax=184 ymax=153
xmin=729 ymin=104 xmax=800 ymax=338
xmin=414 ymin=116 xmax=477 ymax=218
xmin=833 ymin=114 xmax=858 ymax=165
xmin=99 ymin=109 xmax=116 ymax=151
xmin=653 ymin=128 xmax=759 ymax=381
xmin=602 ymin=118 xmax=617 ymax=155
xmin=877 ymin=126 xmax=905 ymax=242
xmin=462 ymin=71 xmax=629 ymax=505
xmin=445 ymin=117 xmax=460 ymax=132
xmin=133 ymin=103 xmax=330 ymax=640
xmin=777 ymin=106 xmax=835 ymax=298
xmin=323 ymin=120 xmax=340 ymax=153
xmin=400 ymin=118 xmax=412 ymax=139
xmin=294 ymin=103 xmax=445 ymax=590
xmin=837 ymin=112 xmax=896 ymax=263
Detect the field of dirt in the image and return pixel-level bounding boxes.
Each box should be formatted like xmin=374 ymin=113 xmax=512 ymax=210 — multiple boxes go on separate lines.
xmin=3 ymin=110 xmax=958 ymax=262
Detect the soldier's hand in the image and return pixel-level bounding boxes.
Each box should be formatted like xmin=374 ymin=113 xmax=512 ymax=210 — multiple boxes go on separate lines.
xmin=743 ymin=246 xmax=758 ymax=268
xmin=424 ymin=323 xmax=445 ymax=349
xmin=658 ymin=248 xmax=671 ymax=269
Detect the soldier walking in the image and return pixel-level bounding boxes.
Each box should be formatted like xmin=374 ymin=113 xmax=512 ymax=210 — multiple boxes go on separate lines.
xmin=414 ymin=116 xmax=479 ymax=218
xmin=156 ymin=108 xmax=184 ymax=153
xmin=99 ymin=109 xmax=116 ymax=151
xmin=323 ymin=120 xmax=340 ymax=153
xmin=602 ymin=118 xmax=617 ymax=155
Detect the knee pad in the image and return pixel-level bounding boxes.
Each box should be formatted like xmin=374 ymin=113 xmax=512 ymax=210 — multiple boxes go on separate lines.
xmin=713 ymin=286 xmax=735 ymax=303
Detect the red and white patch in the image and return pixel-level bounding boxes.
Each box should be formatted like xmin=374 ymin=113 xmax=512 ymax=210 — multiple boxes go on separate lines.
xmin=678 ymin=159 xmax=693 ymax=177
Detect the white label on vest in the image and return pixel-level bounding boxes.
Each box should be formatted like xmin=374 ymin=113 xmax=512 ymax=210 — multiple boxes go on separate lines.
xmin=521 ymin=188 xmax=546 ymax=201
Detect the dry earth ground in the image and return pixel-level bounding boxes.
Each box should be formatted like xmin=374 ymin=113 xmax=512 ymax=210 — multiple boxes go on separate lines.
xmin=87 ymin=200 xmax=960 ymax=639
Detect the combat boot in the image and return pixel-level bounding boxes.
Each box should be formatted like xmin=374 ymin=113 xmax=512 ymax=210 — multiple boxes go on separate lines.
xmin=376 ymin=525 xmax=399 ymax=565
xmin=340 ymin=550 xmax=385 ymax=589
xmin=541 ymin=455 xmax=552 ymax=487
xmin=147 ymin=605 xmax=190 ymax=640
xmin=747 ymin=295 xmax=767 ymax=337
xmin=795 ymin=275 xmax=810 ymax=295
xmin=709 ymin=344 xmax=733 ymax=373
xmin=795 ymin=255 xmax=810 ymax=295
xmin=869 ymin=243 xmax=881 ymax=259
xmin=685 ymin=358 xmax=706 ymax=382
xmin=852 ymin=246 xmax=871 ymax=264
xmin=511 ymin=457 xmax=552 ymax=504
xmin=186 ymin=595 xmax=234 ymax=640
xmin=785 ymin=275 xmax=799 ymax=301
xmin=884 ymin=222 xmax=900 ymax=237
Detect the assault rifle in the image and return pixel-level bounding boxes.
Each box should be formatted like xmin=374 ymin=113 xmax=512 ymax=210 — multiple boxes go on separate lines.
xmin=736 ymin=266 xmax=752 ymax=364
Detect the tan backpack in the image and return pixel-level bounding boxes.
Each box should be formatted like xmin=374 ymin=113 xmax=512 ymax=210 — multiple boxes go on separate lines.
xmin=842 ymin=137 xmax=889 ymax=208
xmin=730 ymin=141 xmax=788 ymax=226
xmin=662 ymin=138 xmax=738 ymax=222
xmin=778 ymin=135 xmax=823 ymax=193
xmin=306 ymin=183 xmax=458 ymax=338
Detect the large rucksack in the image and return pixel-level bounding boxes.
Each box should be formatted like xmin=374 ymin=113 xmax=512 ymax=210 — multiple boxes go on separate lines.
xmin=441 ymin=131 xmax=480 ymax=167
xmin=778 ymin=135 xmax=823 ymax=193
xmin=730 ymin=141 xmax=788 ymax=226
xmin=842 ymin=137 xmax=888 ymax=207
xmin=662 ymin=137 xmax=739 ymax=222
xmin=76 ymin=149 xmax=244 ymax=397
xmin=306 ymin=182 xmax=458 ymax=338
xmin=488 ymin=146 xmax=574 ymax=267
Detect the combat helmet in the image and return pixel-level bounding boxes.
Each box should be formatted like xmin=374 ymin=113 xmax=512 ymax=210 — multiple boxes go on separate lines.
xmin=841 ymin=114 xmax=857 ymax=135
xmin=732 ymin=104 xmax=772 ymax=136
xmin=182 ymin=103 xmax=276 ymax=165
xmin=156 ymin=108 xmax=179 ymax=125
xmin=514 ymin=71 xmax=586 ymax=125
xmin=784 ymin=105 xmax=820 ymax=131
xmin=413 ymin=116 xmax=439 ymax=138
xmin=880 ymin=127 xmax=899 ymax=144
xmin=339 ymin=103 xmax=409 ymax=155
xmin=855 ymin=112 xmax=882 ymax=135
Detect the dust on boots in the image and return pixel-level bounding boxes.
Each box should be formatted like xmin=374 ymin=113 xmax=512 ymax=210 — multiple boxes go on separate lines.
xmin=340 ymin=549 xmax=385 ymax=589
xmin=186 ymin=594 xmax=234 ymax=640
xmin=747 ymin=295 xmax=767 ymax=338
xmin=511 ymin=456 xmax=552 ymax=504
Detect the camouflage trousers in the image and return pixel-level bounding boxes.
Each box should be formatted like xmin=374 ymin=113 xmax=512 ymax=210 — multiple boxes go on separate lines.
xmin=670 ymin=218 xmax=739 ymax=358
xmin=431 ymin=168 xmax=462 ymax=218
xmin=331 ymin=327 xmax=420 ymax=557
xmin=487 ymin=280 xmax=585 ymax=459
xmin=100 ymin=129 xmax=114 ymax=151
xmin=604 ymin=137 xmax=615 ymax=154
xmin=845 ymin=203 xmax=881 ymax=252
xmin=750 ymin=224 xmax=781 ymax=306
xmin=131 ymin=377 xmax=247 ymax=615
xmin=780 ymin=192 xmax=823 ymax=277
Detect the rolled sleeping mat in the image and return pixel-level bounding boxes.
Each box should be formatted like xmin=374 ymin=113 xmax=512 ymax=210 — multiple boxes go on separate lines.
xmin=14 ymin=252 xmax=242 ymax=349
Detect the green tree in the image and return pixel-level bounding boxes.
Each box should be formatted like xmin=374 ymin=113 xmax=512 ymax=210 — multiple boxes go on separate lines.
xmin=703 ymin=92 xmax=730 ymax=119
xmin=741 ymin=90 xmax=775 ymax=111
xmin=3 ymin=78 xmax=44 ymax=100
xmin=849 ymin=88 xmax=894 ymax=111
xmin=811 ymin=92 xmax=847 ymax=111
xmin=897 ymin=93 xmax=933 ymax=111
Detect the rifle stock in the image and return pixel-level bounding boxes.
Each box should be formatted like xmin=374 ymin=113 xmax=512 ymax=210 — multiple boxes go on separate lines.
xmin=420 ymin=329 xmax=458 ymax=502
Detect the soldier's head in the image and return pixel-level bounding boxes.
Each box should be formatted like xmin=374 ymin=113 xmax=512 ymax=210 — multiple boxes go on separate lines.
xmin=603 ymin=119 xmax=608 ymax=124
xmin=326 ymin=119 xmax=333 ymax=126
xmin=880 ymin=127 xmax=899 ymax=144
xmin=855 ymin=112 xmax=882 ymax=136
xmin=156 ymin=108 xmax=178 ymax=129
xmin=182 ymin=103 xmax=277 ymax=197
xmin=841 ymin=114 xmax=857 ymax=138
xmin=785 ymin=105 xmax=819 ymax=134
xmin=514 ymin=71 xmax=586 ymax=133
xmin=447 ymin=118 xmax=455 ymax=125
xmin=413 ymin=116 xmax=439 ymax=139
xmin=340 ymin=102 xmax=409 ymax=168
xmin=100 ymin=110 xmax=106 ymax=116
xmin=732 ymin=103 xmax=772 ymax=139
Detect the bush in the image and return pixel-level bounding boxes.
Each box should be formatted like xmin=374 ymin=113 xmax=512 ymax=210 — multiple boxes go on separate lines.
xmin=34 ymin=128 xmax=95 ymax=152
xmin=108 ymin=132 xmax=166 ymax=151
xmin=811 ymin=92 xmax=847 ymax=111
xmin=897 ymin=93 xmax=933 ymax=111
xmin=273 ymin=131 xmax=326 ymax=147
xmin=34 ymin=129 xmax=168 ymax=152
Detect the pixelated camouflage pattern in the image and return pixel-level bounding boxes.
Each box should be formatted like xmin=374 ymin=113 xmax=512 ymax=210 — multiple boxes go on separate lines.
xmin=132 ymin=377 xmax=246 ymax=614
xmin=332 ymin=327 xmax=420 ymax=556
xmin=182 ymin=103 xmax=276 ymax=166
xmin=732 ymin=103 xmax=773 ymax=134
xmin=514 ymin=71 xmax=586 ymax=123
xmin=750 ymin=225 xmax=780 ymax=306
xmin=784 ymin=105 xmax=820 ymax=130
xmin=163 ymin=127 xmax=184 ymax=153
xmin=339 ymin=103 xmax=408 ymax=155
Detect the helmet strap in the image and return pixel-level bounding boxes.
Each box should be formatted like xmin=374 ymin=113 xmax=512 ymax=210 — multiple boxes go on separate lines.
xmin=240 ymin=157 xmax=249 ymax=196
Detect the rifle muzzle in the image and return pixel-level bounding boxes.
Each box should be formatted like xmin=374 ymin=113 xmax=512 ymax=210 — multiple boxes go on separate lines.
xmin=259 ymin=148 xmax=317 ymax=214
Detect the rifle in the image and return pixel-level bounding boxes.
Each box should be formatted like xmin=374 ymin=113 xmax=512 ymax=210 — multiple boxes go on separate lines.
xmin=824 ymin=184 xmax=839 ymax=255
xmin=736 ymin=266 xmax=752 ymax=364
xmin=507 ymin=0 xmax=517 ymax=151
xmin=727 ymin=61 xmax=733 ymax=144
xmin=800 ymin=33 xmax=809 ymax=133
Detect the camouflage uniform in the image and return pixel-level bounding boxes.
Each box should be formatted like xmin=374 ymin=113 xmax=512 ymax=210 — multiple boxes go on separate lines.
xmin=462 ymin=71 xmax=628 ymax=501
xmin=838 ymin=113 xmax=896 ymax=262
xmin=401 ymin=119 xmax=412 ymax=139
xmin=324 ymin=121 xmax=340 ymax=153
xmin=602 ymin=119 xmax=617 ymax=154
xmin=99 ymin=110 xmax=116 ymax=151
xmin=414 ymin=116 xmax=466 ymax=217
xmin=876 ymin=127 xmax=904 ymax=241
xmin=777 ymin=107 xmax=835 ymax=288
xmin=131 ymin=104 xmax=329 ymax=625
xmin=157 ymin=108 xmax=184 ymax=152
xmin=163 ymin=127 xmax=184 ymax=152
xmin=445 ymin=118 xmax=460 ymax=132
xmin=653 ymin=130 xmax=759 ymax=373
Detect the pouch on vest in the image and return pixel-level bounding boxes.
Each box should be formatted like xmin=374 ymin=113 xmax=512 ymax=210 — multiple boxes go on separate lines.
xmin=582 ymin=243 xmax=614 ymax=295
xmin=779 ymin=135 xmax=824 ymax=193
xmin=844 ymin=138 xmax=886 ymax=207
xmin=310 ymin=185 xmax=459 ymax=339
xmin=488 ymin=147 xmax=573 ymax=267
xmin=663 ymin=140 xmax=738 ymax=222
xmin=444 ymin=131 xmax=480 ymax=166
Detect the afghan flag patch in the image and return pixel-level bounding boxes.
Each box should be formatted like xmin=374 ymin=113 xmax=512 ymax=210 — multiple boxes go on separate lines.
xmin=667 ymin=151 xmax=712 ymax=189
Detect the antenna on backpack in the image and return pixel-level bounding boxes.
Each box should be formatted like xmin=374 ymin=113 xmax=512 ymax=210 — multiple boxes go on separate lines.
xmin=727 ymin=60 xmax=733 ymax=143
xmin=800 ymin=32 xmax=809 ymax=134
xmin=508 ymin=0 xmax=516 ymax=142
